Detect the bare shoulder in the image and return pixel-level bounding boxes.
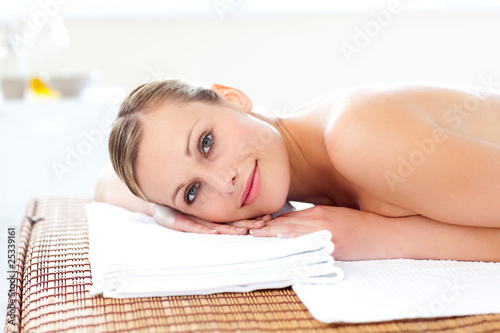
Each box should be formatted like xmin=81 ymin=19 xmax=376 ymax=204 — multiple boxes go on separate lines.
xmin=324 ymin=81 xmax=500 ymax=164
xmin=325 ymin=81 xmax=467 ymax=131
xmin=324 ymin=82 xmax=426 ymax=163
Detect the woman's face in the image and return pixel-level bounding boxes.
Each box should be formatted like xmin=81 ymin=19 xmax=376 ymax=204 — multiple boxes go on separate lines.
xmin=135 ymin=87 xmax=290 ymax=222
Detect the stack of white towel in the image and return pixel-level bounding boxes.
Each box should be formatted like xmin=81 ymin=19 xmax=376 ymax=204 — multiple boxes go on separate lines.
xmin=87 ymin=202 xmax=500 ymax=323
xmin=86 ymin=202 xmax=343 ymax=299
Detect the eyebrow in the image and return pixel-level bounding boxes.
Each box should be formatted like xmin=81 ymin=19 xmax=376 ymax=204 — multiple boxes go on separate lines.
xmin=171 ymin=118 xmax=200 ymax=205
xmin=186 ymin=119 xmax=200 ymax=157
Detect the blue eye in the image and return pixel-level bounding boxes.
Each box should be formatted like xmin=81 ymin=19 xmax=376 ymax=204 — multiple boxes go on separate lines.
xmin=186 ymin=183 xmax=200 ymax=205
xmin=202 ymin=135 xmax=212 ymax=152
xmin=199 ymin=131 xmax=214 ymax=156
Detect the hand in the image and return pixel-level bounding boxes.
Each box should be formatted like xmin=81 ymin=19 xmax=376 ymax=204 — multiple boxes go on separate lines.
xmin=149 ymin=203 xmax=272 ymax=235
xmin=248 ymin=205 xmax=402 ymax=260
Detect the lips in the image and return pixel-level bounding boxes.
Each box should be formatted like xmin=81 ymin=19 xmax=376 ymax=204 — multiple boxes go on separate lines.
xmin=241 ymin=161 xmax=261 ymax=207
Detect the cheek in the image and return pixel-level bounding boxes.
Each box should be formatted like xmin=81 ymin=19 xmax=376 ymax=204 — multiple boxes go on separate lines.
xmin=184 ymin=189 xmax=231 ymax=221
xmin=261 ymin=166 xmax=289 ymax=213
xmin=190 ymin=204 xmax=237 ymax=223
xmin=261 ymin=139 xmax=290 ymax=210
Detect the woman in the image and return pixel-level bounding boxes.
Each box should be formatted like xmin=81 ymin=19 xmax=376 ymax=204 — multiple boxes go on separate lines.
xmin=96 ymin=79 xmax=500 ymax=261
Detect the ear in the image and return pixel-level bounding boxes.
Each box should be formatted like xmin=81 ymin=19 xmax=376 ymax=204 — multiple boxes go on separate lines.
xmin=211 ymin=83 xmax=253 ymax=113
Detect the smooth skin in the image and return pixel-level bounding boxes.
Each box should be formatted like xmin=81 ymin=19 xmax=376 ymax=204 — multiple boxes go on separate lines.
xmin=96 ymin=82 xmax=500 ymax=261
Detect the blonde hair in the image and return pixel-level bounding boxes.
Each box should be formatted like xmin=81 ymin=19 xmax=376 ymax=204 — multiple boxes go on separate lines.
xmin=109 ymin=79 xmax=220 ymax=200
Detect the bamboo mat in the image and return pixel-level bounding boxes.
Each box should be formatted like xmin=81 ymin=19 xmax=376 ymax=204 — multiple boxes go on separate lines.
xmin=4 ymin=197 xmax=500 ymax=333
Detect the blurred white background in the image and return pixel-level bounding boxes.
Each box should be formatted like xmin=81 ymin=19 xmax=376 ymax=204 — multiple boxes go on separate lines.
xmin=1 ymin=0 xmax=500 ymax=328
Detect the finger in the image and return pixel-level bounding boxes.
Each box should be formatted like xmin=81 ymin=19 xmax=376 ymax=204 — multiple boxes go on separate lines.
xmin=197 ymin=220 xmax=249 ymax=235
xmin=188 ymin=215 xmax=250 ymax=235
xmin=248 ymin=224 xmax=317 ymax=238
xmin=276 ymin=207 xmax=316 ymax=218
xmin=215 ymin=214 xmax=272 ymax=229
xmin=226 ymin=218 xmax=268 ymax=229
xmin=264 ymin=215 xmax=312 ymax=226
xmin=260 ymin=214 xmax=273 ymax=222
xmin=168 ymin=214 xmax=220 ymax=234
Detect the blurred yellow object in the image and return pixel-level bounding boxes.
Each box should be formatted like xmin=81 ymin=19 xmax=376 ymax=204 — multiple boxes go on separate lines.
xmin=30 ymin=77 xmax=61 ymax=99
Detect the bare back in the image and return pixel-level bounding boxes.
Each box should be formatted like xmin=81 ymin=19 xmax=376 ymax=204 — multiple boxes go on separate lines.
xmin=288 ymin=82 xmax=500 ymax=225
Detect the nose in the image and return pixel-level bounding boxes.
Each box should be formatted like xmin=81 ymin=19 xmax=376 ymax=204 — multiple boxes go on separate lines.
xmin=206 ymin=166 xmax=237 ymax=197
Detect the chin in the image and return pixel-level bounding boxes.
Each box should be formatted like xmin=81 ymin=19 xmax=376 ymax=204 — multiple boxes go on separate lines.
xmin=267 ymin=196 xmax=288 ymax=215
xmin=258 ymin=187 xmax=288 ymax=216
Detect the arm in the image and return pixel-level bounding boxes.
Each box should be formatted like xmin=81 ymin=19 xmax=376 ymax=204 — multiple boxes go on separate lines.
xmin=95 ymin=164 xmax=152 ymax=215
xmin=394 ymin=214 xmax=500 ymax=262
xmin=249 ymin=205 xmax=500 ymax=262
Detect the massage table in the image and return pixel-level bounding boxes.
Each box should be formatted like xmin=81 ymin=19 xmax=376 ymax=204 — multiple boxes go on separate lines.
xmin=4 ymin=197 xmax=500 ymax=332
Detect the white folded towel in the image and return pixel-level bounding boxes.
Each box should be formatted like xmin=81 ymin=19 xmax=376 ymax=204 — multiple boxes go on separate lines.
xmin=293 ymin=259 xmax=500 ymax=323
xmin=86 ymin=202 xmax=343 ymax=298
